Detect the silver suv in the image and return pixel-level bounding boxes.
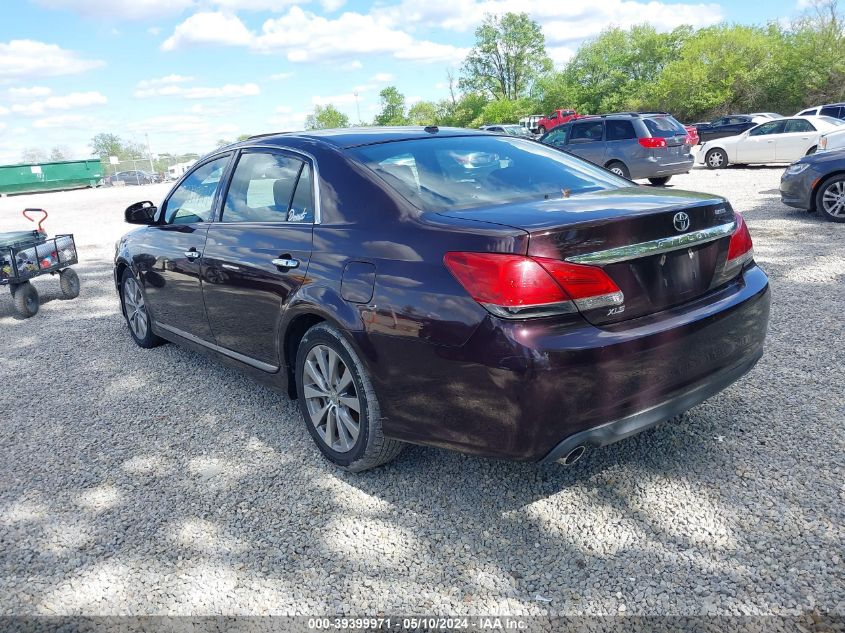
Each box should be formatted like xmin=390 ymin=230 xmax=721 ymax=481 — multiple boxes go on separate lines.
xmin=539 ymin=112 xmax=694 ymax=185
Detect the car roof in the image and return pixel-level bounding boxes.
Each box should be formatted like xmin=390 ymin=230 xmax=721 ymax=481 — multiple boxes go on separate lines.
xmin=237 ymin=126 xmax=491 ymax=149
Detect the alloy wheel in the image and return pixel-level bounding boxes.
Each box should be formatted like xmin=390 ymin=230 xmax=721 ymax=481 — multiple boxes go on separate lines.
xmin=708 ymin=151 xmax=725 ymax=168
xmin=821 ymin=180 xmax=845 ymax=218
xmin=123 ymin=277 xmax=148 ymax=339
xmin=303 ymin=344 xmax=361 ymax=453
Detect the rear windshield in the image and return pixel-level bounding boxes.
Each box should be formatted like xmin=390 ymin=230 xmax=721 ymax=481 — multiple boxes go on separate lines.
xmin=349 ymin=136 xmax=629 ymax=212
xmin=643 ymin=116 xmax=687 ymax=138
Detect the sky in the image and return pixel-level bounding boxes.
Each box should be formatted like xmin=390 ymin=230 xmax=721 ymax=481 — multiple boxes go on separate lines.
xmin=0 ymin=0 xmax=809 ymax=164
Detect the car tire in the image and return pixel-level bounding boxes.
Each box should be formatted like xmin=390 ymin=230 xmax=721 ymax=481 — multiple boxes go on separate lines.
xmin=296 ymin=322 xmax=405 ymax=472
xmin=815 ymin=174 xmax=845 ymax=223
xmin=648 ymin=176 xmax=671 ymax=186
xmin=58 ymin=268 xmax=80 ymax=299
xmin=705 ymin=148 xmax=728 ymax=169
xmin=13 ymin=281 xmax=39 ymax=318
xmin=120 ymin=269 xmax=163 ymax=348
xmin=606 ymin=161 xmax=630 ymax=179
xmin=806 ymin=146 xmax=817 ymax=156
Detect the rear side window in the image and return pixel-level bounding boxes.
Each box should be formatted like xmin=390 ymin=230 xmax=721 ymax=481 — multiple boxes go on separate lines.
xmin=570 ymin=121 xmax=604 ymax=142
xmin=785 ymin=119 xmax=815 ymax=133
xmin=643 ymin=116 xmax=686 ymax=138
xmin=222 ymin=152 xmax=312 ymax=223
xmin=350 ymin=135 xmax=628 ymax=213
xmin=606 ymin=120 xmax=636 ymax=140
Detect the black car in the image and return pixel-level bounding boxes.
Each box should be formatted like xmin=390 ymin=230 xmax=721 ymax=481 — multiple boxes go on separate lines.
xmin=696 ymin=115 xmax=758 ymax=144
xmin=780 ymin=149 xmax=845 ymax=222
xmin=108 ymin=170 xmax=155 ymax=186
xmin=114 ymin=127 xmax=769 ymax=471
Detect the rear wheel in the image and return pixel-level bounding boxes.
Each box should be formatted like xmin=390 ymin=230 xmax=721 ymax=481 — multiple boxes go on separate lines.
xmin=815 ymin=174 xmax=845 ymax=223
xmin=648 ymin=176 xmax=672 ymax=186
xmin=58 ymin=268 xmax=80 ymax=299
xmin=121 ymin=270 xmax=163 ymax=348
xmin=606 ymin=161 xmax=630 ymax=179
xmin=13 ymin=282 xmax=39 ymax=318
xmin=705 ymin=148 xmax=728 ymax=169
xmin=296 ymin=322 xmax=405 ymax=471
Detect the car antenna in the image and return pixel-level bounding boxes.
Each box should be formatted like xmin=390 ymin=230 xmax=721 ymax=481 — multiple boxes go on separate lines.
xmin=424 ymin=125 xmax=439 ymax=134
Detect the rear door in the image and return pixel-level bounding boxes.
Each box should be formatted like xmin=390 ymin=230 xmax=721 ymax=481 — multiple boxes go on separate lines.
xmin=776 ymin=118 xmax=816 ymax=161
xmin=566 ymin=120 xmax=606 ymax=165
xmin=604 ymin=119 xmax=639 ymax=169
xmin=201 ymin=149 xmax=315 ymax=370
xmin=737 ymin=120 xmax=786 ymax=162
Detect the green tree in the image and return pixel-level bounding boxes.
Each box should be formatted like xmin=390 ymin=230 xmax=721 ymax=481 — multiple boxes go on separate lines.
xmin=434 ymin=93 xmax=490 ymax=127
xmin=305 ymin=104 xmax=350 ymax=130
xmin=374 ymin=86 xmax=408 ymax=126
xmin=474 ymin=98 xmax=535 ymax=127
xmin=460 ymin=13 xmax=551 ymax=100
xmin=90 ymin=133 xmax=123 ymax=159
xmin=407 ymin=101 xmax=438 ymax=125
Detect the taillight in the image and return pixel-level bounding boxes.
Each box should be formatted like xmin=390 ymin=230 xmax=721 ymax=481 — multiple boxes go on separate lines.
xmin=638 ymin=137 xmax=668 ymax=149
xmin=443 ymin=252 xmax=623 ymax=319
xmin=724 ymin=213 xmax=754 ymax=274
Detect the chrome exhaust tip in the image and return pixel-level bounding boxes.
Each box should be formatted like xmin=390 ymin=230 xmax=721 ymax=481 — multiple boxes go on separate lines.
xmin=558 ymin=445 xmax=586 ymax=466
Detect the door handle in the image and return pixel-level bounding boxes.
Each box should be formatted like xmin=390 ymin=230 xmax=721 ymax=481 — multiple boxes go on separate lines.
xmin=185 ymin=250 xmax=201 ymax=260
xmin=272 ymin=257 xmax=300 ymax=269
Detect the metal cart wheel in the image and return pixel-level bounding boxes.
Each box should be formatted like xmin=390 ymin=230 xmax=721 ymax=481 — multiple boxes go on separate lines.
xmin=59 ymin=268 xmax=80 ymax=299
xmin=13 ymin=281 xmax=39 ymax=318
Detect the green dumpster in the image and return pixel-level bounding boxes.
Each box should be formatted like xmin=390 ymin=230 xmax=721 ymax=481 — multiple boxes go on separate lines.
xmin=0 ymin=159 xmax=103 ymax=195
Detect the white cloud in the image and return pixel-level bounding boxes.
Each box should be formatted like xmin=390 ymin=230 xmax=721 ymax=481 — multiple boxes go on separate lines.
xmin=148 ymin=26 xmax=162 ymax=35
xmin=34 ymin=0 xmax=194 ymax=20
xmin=0 ymin=122 xmax=5 ymax=131
xmin=267 ymin=110 xmax=309 ymax=131
xmin=134 ymin=81 xmax=260 ymax=99
xmin=547 ymin=45 xmax=576 ymax=65
xmin=339 ymin=60 xmax=363 ymax=71
xmin=162 ymin=12 xmax=254 ymax=50
xmin=12 ymin=91 xmax=107 ymax=116
xmin=0 ymin=40 xmax=104 ymax=79
xmin=0 ymin=106 xmax=7 ymax=116
xmin=161 ymin=7 xmax=468 ymax=63
xmin=136 ymin=74 xmax=195 ymax=89
xmin=7 ymin=86 xmax=53 ymax=99
xmin=371 ymin=72 xmax=394 ymax=83
xmin=312 ymin=92 xmax=360 ymax=106
xmin=32 ymin=114 xmax=97 ymax=129
xmin=320 ymin=0 xmax=346 ymax=11
xmin=269 ymin=71 xmax=294 ymax=80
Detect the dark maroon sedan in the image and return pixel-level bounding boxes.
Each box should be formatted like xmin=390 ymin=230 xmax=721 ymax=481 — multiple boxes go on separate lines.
xmin=114 ymin=127 xmax=769 ymax=471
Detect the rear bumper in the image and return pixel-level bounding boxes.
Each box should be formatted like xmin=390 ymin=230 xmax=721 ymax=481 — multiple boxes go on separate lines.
xmin=367 ymin=264 xmax=770 ymax=461
xmin=631 ymin=156 xmax=694 ymax=179
xmin=539 ymin=349 xmax=762 ymax=463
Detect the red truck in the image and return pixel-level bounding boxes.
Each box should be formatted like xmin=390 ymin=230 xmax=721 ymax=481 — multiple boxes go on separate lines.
xmin=536 ymin=109 xmax=580 ymax=134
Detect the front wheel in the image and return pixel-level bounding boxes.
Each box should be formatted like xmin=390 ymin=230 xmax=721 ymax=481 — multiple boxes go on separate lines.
xmin=296 ymin=323 xmax=405 ymax=471
xmin=13 ymin=282 xmax=39 ymax=318
xmin=815 ymin=175 xmax=845 ymax=223
xmin=705 ymin=148 xmax=728 ymax=169
xmin=59 ymin=268 xmax=80 ymax=299
xmin=121 ymin=270 xmax=163 ymax=348
xmin=648 ymin=176 xmax=672 ymax=186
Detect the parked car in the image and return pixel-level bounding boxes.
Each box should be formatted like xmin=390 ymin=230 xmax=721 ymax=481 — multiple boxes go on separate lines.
xmin=683 ymin=125 xmax=700 ymax=146
xmin=818 ymin=127 xmax=845 ymax=153
xmin=108 ymin=170 xmax=155 ymax=186
xmin=539 ymin=112 xmax=693 ymax=185
xmin=780 ymin=148 xmax=845 ymax=222
xmin=519 ymin=115 xmax=544 ymax=134
xmin=749 ymin=112 xmax=784 ymax=121
xmin=696 ymin=115 xmax=759 ymax=143
xmin=699 ymin=116 xmax=844 ymax=169
xmin=536 ymin=109 xmax=580 ymax=134
xmin=115 ymin=127 xmax=769 ymax=471
xmin=796 ymin=103 xmax=845 ymax=120
xmin=479 ymin=124 xmax=534 ymax=138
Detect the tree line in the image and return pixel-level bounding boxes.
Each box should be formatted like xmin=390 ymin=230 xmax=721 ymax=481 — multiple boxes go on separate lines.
xmin=308 ymin=1 xmax=845 ymax=129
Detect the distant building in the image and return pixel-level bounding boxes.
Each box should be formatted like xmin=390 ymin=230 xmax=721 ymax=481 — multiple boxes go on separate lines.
xmin=167 ymin=161 xmax=197 ymax=180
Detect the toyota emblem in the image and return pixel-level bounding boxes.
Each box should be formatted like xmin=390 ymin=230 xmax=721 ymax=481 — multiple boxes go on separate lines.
xmin=673 ymin=211 xmax=690 ymax=232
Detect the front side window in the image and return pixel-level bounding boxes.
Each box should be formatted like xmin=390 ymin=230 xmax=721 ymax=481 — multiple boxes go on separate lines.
xmin=350 ymin=135 xmax=629 ymax=213
xmin=163 ymin=155 xmax=230 ymax=225
xmin=785 ymin=119 xmax=815 ymax=133
xmin=543 ymin=126 xmax=569 ymax=146
xmin=749 ymin=120 xmax=787 ymax=136
xmin=570 ymin=121 xmax=603 ymax=142
xmin=222 ymin=152 xmax=314 ymax=223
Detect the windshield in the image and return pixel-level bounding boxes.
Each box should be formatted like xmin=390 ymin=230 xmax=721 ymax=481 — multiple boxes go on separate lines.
xmin=350 ymin=135 xmax=629 ymax=212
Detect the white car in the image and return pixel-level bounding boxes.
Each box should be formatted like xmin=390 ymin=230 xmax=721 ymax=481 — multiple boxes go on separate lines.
xmin=699 ymin=116 xmax=844 ymax=169
xmin=818 ymin=127 xmax=845 ymax=153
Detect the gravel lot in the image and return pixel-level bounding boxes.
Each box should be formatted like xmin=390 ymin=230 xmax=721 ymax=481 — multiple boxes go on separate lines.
xmin=0 ymin=168 xmax=842 ymax=621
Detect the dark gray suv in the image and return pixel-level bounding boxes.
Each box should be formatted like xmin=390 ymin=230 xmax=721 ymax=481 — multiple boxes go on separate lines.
xmin=539 ymin=113 xmax=694 ymax=185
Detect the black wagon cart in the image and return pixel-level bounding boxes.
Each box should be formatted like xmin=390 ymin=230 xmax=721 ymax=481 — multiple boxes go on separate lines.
xmin=0 ymin=208 xmax=80 ymax=318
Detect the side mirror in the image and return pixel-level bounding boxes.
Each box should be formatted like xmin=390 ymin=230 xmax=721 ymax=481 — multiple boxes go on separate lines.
xmin=125 ymin=200 xmax=158 ymax=225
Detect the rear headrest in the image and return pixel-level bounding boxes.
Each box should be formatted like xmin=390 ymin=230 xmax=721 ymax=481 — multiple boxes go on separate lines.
xmin=273 ymin=178 xmax=292 ymax=209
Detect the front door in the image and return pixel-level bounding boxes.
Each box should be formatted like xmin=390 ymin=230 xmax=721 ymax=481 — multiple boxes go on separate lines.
xmin=140 ymin=154 xmax=232 ymax=342
xmin=201 ymin=149 xmax=315 ymax=369
xmin=736 ymin=120 xmax=786 ymax=163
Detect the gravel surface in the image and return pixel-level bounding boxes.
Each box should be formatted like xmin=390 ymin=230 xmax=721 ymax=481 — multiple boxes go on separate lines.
xmin=0 ymin=169 xmax=842 ymax=619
